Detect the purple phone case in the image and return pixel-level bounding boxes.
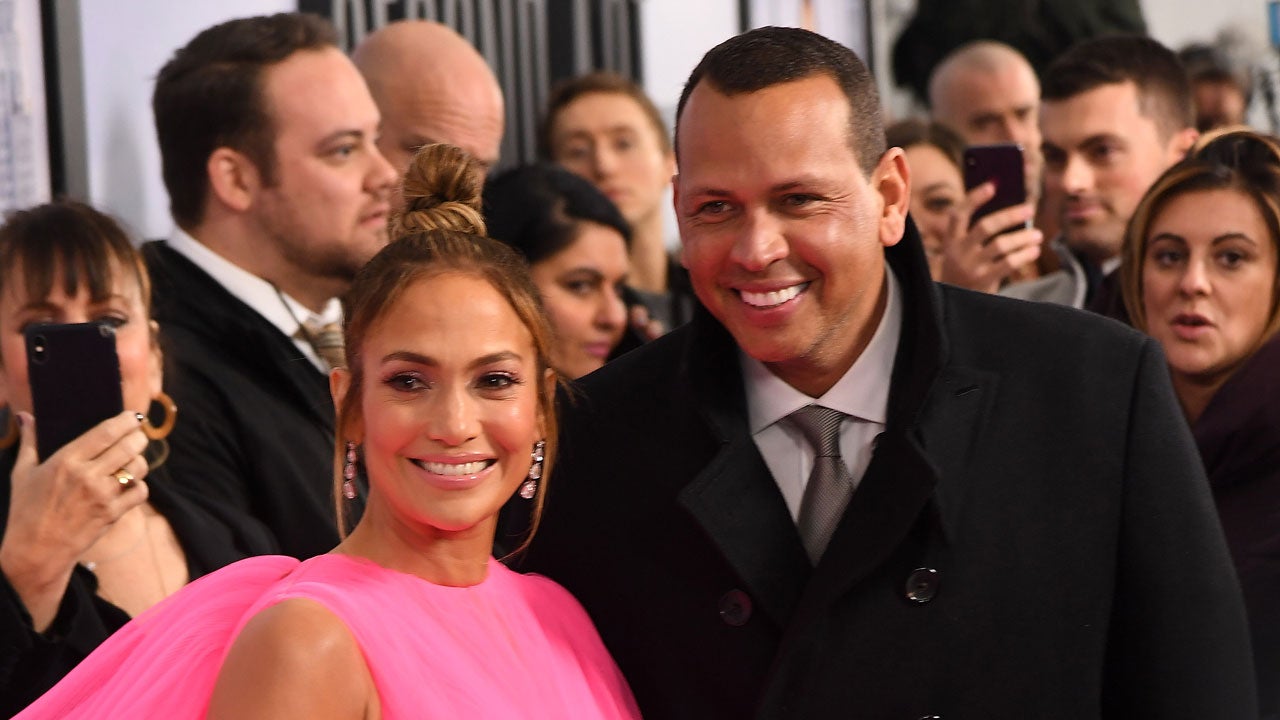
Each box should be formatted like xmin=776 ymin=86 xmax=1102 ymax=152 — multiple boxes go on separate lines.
xmin=963 ymin=143 xmax=1027 ymax=227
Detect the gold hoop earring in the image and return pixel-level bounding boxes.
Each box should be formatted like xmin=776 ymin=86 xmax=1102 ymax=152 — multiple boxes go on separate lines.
xmin=142 ymin=392 xmax=178 ymax=440
xmin=0 ymin=409 xmax=16 ymax=449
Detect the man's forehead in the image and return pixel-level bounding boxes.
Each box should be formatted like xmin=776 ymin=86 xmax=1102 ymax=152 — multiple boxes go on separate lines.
xmin=263 ymin=49 xmax=374 ymax=119
xmin=1042 ymin=82 xmax=1143 ymax=129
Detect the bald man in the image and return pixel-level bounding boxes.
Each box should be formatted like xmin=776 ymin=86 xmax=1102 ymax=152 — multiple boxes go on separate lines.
xmin=353 ymin=20 xmax=504 ymax=176
xmin=922 ymin=41 xmax=1045 ymax=292
xmin=929 ymin=41 xmax=1042 ymax=198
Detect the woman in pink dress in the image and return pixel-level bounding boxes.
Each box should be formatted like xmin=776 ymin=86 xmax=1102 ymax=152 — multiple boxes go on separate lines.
xmin=16 ymin=144 xmax=640 ymax=719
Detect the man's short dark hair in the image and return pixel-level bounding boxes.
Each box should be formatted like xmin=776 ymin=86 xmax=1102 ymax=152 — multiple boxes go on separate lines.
xmin=153 ymin=13 xmax=337 ymax=229
xmin=1041 ymin=35 xmax=1193 ymax=139
xmin=675 ymin=26 xmax=885 ymax=176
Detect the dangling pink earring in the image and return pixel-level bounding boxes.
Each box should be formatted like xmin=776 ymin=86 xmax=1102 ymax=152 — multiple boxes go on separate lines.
xmin=520 ymin=440 xmax=545 ymax=500
xmin=343 ymin=441 xmax=358 ymax=500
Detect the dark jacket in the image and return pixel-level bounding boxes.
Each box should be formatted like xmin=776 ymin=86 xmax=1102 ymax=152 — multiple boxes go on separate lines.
xmin=1195 ymin=333 xmax=1280 ymax=718
xmin=520 ymin=225 xmax=1256 ymax=718
xmin=142 ymin=240 xmax=358 ymax=559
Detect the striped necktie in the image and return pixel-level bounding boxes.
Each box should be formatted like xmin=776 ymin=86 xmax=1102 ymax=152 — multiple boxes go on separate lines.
xmin=300 ymin=319 xmax=345 ymax=372
xmin=786 ymin=405 xmax=853 ymax=564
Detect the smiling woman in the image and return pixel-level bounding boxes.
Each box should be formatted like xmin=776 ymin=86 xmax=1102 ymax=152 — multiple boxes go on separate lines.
xmin=13 ymin=146 xmax=639 ymax=719
xmin=1121 ymin=128 xmax=1280 ymax=715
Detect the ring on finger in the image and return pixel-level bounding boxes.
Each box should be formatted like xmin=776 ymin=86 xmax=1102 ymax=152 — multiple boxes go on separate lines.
xmin=112 ymin=469 xmax=135 ymax=488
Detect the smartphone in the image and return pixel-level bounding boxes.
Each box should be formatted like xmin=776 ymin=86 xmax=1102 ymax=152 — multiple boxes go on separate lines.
xmin=963 ymin=143 xmax=1028 ymax=228
xmin=25 ymin=322 xmax=124 ymax=462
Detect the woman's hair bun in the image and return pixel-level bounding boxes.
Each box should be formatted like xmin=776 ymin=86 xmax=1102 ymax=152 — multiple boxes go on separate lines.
xmin=391 ymin=143 xmax=487 ymax=237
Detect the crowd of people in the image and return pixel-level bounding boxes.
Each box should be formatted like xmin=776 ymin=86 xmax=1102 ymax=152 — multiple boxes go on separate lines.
xmin=0 ymin=10 xmax=1276 ymax=719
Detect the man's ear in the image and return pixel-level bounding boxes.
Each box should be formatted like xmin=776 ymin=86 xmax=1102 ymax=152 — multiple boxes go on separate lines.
xmin=1169 ymin=127 xmax=1200 ymax=164
xmin=672 ymin=172 xmax=692 ymax=268
xmin=206 ymin=147 xmax=262 ymax=214
xmin=874 ymin=147 xmax=910 ymax=248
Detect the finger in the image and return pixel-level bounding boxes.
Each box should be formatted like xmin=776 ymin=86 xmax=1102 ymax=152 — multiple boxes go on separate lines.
xmin=50 ymin=411 xmax=146 ymax=464
xmin=961 ymin=182 xmax=997 ymax=211
xmin=86 ymin=427 xmax=150 ymax=481
xmin=628 ymin=305 xmax=651 ymax=328
xmin=994 ymin=242 xmax=1044 ymax=274
xmin=112 ymin=454 xmax=151 ymax=488
xmin=981 ymin=227 xmax=1044 ymax=260
xmin=11 ymin=411 xmax=37 ymax=477
xmin=970 ymin=202 xmax=1037 ymax=243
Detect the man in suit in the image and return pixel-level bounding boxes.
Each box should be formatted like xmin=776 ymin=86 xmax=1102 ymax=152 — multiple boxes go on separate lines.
xmin=145 ymin=13 xmax=397 ymax=558
xmin=352 ymin=20 xmax=505 ymax=181
xmin=521 ymin=27 xmax=1255 ymax=718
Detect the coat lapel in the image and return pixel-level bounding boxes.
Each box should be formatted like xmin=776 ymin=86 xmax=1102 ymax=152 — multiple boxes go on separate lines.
xmin=145 ymin=241 xmax=334 ymax=430
xmin=786 ymin=221 xmax=995 ymax=617
xmin=676 ymin=313 xmax=812 ymax=627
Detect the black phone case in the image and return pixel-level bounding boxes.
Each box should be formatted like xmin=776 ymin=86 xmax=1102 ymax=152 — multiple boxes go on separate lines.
xmin=963 ymin=143 xmax=1027 ymax=227
xmin=25 ymin=322 xmax=124 ymax=461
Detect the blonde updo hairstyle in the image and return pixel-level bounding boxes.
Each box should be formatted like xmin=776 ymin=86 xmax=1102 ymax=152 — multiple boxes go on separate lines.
xmin=335 ymin=144 xmax=560 ymax=555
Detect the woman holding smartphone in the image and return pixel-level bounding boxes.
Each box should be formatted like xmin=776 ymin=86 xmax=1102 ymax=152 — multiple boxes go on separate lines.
xmin=0 ymin=201 xmax=274 ymax=715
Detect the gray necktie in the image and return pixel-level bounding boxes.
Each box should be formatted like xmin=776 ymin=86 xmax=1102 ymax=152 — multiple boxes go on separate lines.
xmin=787 ymin=405 xmax=853 ymax=564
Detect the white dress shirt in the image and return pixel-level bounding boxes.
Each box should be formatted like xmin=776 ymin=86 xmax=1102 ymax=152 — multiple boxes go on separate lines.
xmin=166 ymin=228 xmax=341 ymax=373
xmin=741 ymin=268 xmax=903 ymax=521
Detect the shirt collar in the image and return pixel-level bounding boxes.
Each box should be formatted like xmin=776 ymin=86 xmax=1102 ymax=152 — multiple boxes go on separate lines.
xmin=166 ymin=228 xmax=341 ymax=334
xmin=742 ymin=266 xmax=903 ymax=434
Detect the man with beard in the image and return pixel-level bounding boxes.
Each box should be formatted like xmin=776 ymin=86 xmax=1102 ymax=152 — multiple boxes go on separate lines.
xmin=144 ymin=13 xmax=396 ymax=557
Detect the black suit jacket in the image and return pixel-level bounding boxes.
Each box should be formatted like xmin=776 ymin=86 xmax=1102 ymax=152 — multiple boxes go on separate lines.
xmin=143 ymin=241 xmax=356 ymax=559
xmin=521 ymin=227 xmax=1256 ymax=718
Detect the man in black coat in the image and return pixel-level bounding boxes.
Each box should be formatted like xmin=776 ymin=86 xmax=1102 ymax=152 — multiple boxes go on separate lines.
xmin=520 ymin=27 xmax=1256 ymax=718
xmin=144 ymin=14 xmax=398 ymax=558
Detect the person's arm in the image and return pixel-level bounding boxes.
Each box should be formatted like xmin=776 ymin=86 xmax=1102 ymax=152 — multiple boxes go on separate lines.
xmin=207 ymin=598 xmax=375 ymax=720
xmin=0 ymin=412 xmax=150 ymax=631
xmin=1101 ymin=339 xmax=1257 ymax=717
xmin=0 ymin=565 xmax=129 ymax=716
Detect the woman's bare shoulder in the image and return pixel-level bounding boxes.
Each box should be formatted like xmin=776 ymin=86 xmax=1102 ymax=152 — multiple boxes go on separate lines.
xmin=207 ymin=598 xmax=378 ymax=719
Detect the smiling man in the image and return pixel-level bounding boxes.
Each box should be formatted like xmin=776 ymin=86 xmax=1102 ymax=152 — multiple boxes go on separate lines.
xmin=144 ymin=13 xmax=397 ymax=558
xmin=521 ymin=26 xmax=1254 ymax=718
xmin=1004 ymin=35 xmax=1197 ymax=312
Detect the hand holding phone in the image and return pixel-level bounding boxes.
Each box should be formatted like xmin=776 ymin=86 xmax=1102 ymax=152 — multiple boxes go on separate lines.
xmin=938 ymin=157 xmax=1044 ymax=292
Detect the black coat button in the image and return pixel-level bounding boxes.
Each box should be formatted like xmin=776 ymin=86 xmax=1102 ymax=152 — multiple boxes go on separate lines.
xmin=718 ymin=589 xmax=752 ymax=626
xmin=904 ymin=567 xmax=939 ymax=604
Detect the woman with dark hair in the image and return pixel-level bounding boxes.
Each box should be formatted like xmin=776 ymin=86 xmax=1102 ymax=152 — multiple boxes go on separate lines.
xmin=0 ymin=201 xmax=274 ymax=714
xmin=15 ymin=145 xmax=639 ymax=719
xmin=485 ymin=163 xmax=632 ymax=378
xmin=1121 ymin=128 xmax=1280 ymax=716
xmin=886 ymin=118 xmax=967 ymax=279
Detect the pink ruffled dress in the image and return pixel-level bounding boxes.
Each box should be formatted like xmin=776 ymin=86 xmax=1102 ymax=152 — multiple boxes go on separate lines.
xmin=15 ymin=554 xmax=640 ymax=718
